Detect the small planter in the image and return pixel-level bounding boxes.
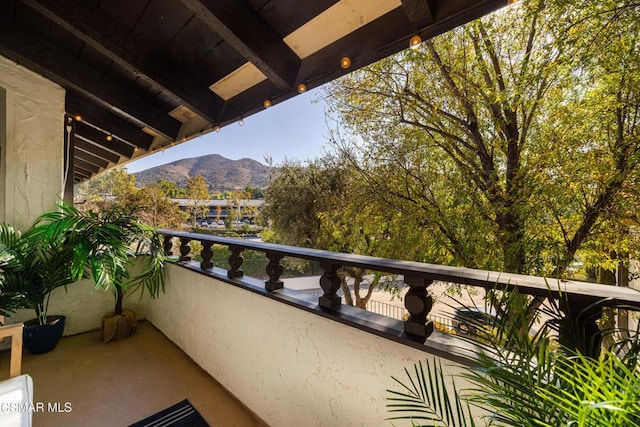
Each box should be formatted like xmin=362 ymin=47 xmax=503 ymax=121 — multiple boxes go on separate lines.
xmin=23 ymin=315 xmax=66 ymax=354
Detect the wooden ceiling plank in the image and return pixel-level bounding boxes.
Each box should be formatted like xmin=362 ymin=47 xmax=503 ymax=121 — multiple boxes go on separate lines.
xmin=179 ymin=0 xmax=300 ymax=89
xmin=21 ymin=0 xmax=224 ymax=123
xmin=74 ymin=158 xmax=101 ymax=173
xmin=296 ymin=1 xmax=505 ymax=89
xmin=75 ymin=122 xmax=136 ymax=158
xmin=401 ymin=0 xmax=436 ymax=29
xmin=76 ymin=134 xmax=133 ymax=159
xmin=74 ymin=139 xmax=121 ymax=164
xmin=66 ymin=92 xmax=154 ymax=150
xmin=0 ymin=21 xmax=181 ymax=140
xmin=75 ymin=165 xmax=94 ymax=177
xmin=74 ymin=148 xmax=109 ymax=169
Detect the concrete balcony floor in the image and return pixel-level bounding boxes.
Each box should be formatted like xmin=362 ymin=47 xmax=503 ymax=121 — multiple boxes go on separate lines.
xmin=1 ymin=321 xmax=268 ymax=427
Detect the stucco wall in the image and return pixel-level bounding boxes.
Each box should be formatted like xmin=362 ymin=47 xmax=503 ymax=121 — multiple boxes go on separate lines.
xmin=0 ymin=55 xmax=65 ymax=231
xmin=7 ymin=279 xmax=149 ymax=336
xmin=147 ymin=264 xmax=467 ymax=426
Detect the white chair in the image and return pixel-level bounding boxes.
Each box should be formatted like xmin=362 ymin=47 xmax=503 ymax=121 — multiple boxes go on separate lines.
xmin=0 ymin=324 xmax=33 ymax=427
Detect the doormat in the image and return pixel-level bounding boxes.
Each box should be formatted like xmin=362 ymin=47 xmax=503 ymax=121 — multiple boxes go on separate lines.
xmin=129 ymin=399 xmax=209 ymax=427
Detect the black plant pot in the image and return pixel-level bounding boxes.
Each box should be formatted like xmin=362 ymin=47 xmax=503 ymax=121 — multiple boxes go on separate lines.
xmin=23 ymin=315 xmax=66 ymax=354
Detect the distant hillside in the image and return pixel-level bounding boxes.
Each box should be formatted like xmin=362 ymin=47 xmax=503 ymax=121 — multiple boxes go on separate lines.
xmin=133 ymin=154 xmax=270 ymax=191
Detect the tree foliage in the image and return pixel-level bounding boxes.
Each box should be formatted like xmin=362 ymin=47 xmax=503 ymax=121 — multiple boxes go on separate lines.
xmin=326 ymin=0 xmax=640 ymax=276
xmin=263 ymin=157 xmax=415 ymax=306
xmin=186 ymin=175 xmax=210 ymax=226
xmin=75 ymin=167 xmax=187 ymax=229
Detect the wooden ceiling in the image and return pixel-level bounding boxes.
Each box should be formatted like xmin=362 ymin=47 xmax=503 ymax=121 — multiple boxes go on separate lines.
xmin=0 ymin=0 xmax=508 ymax=182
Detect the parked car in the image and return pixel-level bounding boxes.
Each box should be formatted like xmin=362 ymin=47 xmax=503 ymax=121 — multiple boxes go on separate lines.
xmin=453 ymin=307 xmax=498 ymax=335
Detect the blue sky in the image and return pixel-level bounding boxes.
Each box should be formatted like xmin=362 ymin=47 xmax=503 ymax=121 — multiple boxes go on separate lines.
xmin=127 ymin=87 xmax=331 ymax=173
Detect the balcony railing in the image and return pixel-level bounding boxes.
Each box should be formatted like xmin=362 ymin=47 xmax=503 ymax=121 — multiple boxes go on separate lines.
xmin=158 ymin=228 xmax=640 ymax=357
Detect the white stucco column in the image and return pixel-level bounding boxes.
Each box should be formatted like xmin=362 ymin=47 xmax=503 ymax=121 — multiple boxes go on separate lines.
xmin=0 ymin=55 xmax=66 ymax=231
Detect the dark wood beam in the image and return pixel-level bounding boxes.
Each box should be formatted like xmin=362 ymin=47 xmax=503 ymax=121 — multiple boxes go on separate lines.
xmin=74 ymin=138 xmax=121 ymax=164
xmin=0 ymin=21 xmax=181 ymax=140
xmin=66 ymin=93 xmax=154 ymax=150
xmin=401 ymin=0 xmax=436 ymax=29
xmin=75 ymin=165 xmax=94 ymax=177
xmin=74 ymin=158 xmax=101 ymax=174
xmin=75 ymin=123 xmax=136 ymax=158
xmin=297 ymin=1 xmax=505 ymax=91
xmin=22 ymin=0 xmax=225 ymax=123
xmin=179 ymin=0 xmax=300 ymax=89
xmin=74 ymin=148 xmax=109 ymax=169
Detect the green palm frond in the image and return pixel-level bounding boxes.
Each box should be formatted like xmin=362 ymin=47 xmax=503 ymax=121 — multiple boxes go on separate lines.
xmin=388 ymin=282 xmax=640 ymax=427
xmin=0 ymin=202 xmax=166 ymax=323
xmin=387 ymin=358 xmax=478 ymax=427
xmin=536 ymin=352 xmax=640 ymax=427
xmin=0 ymin=221 xmax=76 ymax=323
xmin=32 ymin=202 xmax=166 ymax=304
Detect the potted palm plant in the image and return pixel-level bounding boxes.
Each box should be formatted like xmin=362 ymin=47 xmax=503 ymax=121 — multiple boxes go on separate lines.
xmin=0 ymin=223 xmax=77 ymax=353
xmin=34 ymin=203 xmax=165 ymax=343
xmin=0 ymin=244 xmax=27 ymax=322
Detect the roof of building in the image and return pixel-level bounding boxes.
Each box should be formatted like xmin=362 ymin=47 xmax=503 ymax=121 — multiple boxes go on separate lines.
xmin=0 ymin=0 xmax=507 ymax=182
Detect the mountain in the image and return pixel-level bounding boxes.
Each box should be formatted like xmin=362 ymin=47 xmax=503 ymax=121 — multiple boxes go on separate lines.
xmin=133 ymin=154 xmax=270 ymax=191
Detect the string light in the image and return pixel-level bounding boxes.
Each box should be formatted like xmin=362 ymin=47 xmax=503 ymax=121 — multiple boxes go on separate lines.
xmin=409 ymin=34 xmax=422 ymax=50
xmin=238 ymin=118 xmax=244 ymax=126
xmin=263 ymin=99 xmax=272 ymax=108
xmin=297 ymin=83 xmax=307 ymax=93
xmin=74 ymin=115 xmax=82 ymax=121
xmin=214 ymin=125 xmax=221 ymax=132
xmin=106 ymin=135 xmax=113 ymax=141
xmin=340 ymin=57 xmax=351 ymax=69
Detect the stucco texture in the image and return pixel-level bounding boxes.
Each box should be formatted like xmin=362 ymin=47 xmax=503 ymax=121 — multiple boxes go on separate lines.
xmin=146 ymin=264 xmax=467 ymax=426
xmin=0 ymin=56 xmax=65 ymax=231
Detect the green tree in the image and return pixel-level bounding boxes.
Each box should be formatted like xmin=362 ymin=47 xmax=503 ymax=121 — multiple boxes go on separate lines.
xmin=76 ymin=168 xmax=187 ymax=229
xmin=135 ymin=183 xmax=188 ymax=229
xmin=155 ymin=178 xmax=184 ymax=198
xmin=186 ymin=175 xmax=210 ymax=226
xmin=75 ymin=167 xmax=133 ymax=202
xmin=245 ymin=185 xmax=264 ymax=199
xmin=326 ymin=0 xmax=640 ymax=276
xmin=263 ymin=157 xmax=411 ymax=307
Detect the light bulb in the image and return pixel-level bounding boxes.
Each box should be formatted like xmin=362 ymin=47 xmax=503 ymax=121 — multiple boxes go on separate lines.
xmin=340 ymin=57 xmax=351 ymax=69
xmin=214 ymin=125 xmax=221 ymax=132
xmin=238 ymin=118 xmax=244 ymax=126
xmin=106 ymin=135 xmax=113 ymax=141
xmin=409 ymin=35 xmax=422 ymax=50
xmin=263 ymin=99 xmax=272 ymax=108
xmin=297 ymin=83 xmax=307 ymax=93
xmin=74 ymin=115 xmax=82 ymax=121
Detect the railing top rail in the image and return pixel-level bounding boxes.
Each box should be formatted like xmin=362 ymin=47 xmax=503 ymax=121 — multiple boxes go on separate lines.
xmin=158 ymin=229 xmax=640 ymax=307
